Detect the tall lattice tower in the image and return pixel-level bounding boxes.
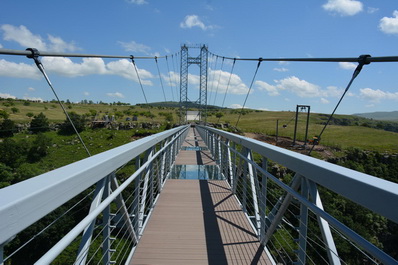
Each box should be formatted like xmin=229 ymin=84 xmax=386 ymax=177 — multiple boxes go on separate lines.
xmin=179 ymin=44 xmax=208 ymax=123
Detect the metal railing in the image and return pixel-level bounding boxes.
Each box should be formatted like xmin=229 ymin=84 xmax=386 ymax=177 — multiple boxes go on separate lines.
xmin=197 ymin=125 xmax=398 ymax=265
xmin=0 ymin=125 xmax=189 ymax=265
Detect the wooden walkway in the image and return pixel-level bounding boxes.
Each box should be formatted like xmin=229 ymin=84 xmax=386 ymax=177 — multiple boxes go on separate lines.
xmin=131 ymin=127 xmax=272 ymax=265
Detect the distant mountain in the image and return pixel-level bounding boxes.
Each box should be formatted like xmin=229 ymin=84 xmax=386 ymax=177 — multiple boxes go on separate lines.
xmin=353 ymin=111 xmax=398 ymax=121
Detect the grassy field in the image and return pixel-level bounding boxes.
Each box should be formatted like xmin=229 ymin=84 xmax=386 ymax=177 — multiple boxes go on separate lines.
xmin=2 ymin=99 xmax=398 ymax=153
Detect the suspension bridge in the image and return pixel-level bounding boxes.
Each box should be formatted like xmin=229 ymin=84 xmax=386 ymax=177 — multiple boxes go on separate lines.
xmin=0 ymin=46 xmax=398 ymax=264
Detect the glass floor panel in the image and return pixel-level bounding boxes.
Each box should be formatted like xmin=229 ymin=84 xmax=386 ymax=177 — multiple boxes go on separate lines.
xmin=169 ymin=165 xmax=225 ymax=180
xmin=181 ymin=146 xmax=208 ymax=151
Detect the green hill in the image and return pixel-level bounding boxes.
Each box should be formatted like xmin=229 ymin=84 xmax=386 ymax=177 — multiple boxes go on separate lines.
xmin=354 ymin=111 xmax=398 ymax=121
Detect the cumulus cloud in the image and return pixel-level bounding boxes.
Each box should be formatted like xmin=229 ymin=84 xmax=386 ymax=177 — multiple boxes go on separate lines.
xmin=273 ymin=67 xmax=289 ymax=72
xmin=1 ymin=24 xmax=79 ymax=52
xmin=207 ymin=69 xmax=249 ymax=95
xmin=0 ymin=59 xmax=41 ymax=79
xmin=322 ymin=0 xmax=363 ymax=16
xmin=180 ymin=15 xmax=213 ymax=30
xmin=379 ymin=11 xmax=398 ymax=35
xmin=255 ymin=80 xmax=280 ymax=96
xmin=84 ymin=92 xmax=90 ymax=96
xmin=320 ymin=98 xmax=330 ymax=104
xmin=118 ymin=40 xmax=151 ymax=54
xmin=230 ymin=103 xmax=244 ymax=109
xmin=339 ymin=62 xmax=357 ymax=70
xmin=0 ymin=93 xmax=16 ymax=99
xmin=256 ymin=76 xmax=345 ymax=99
xmin=126 ymin=0 xmax=148 ymax=4
xmin=359 ymin=88 xmax=398 ymax=103
xmin=23 ymin=96 xmax=43 ymax=102
xmin=106 ymin=92 xmax=125 ymax=98
xmin=28 ymin=87 xmax=35 ymax=91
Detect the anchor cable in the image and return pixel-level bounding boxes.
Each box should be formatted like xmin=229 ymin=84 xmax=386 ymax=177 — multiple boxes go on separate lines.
xmin=308 ymin=54 xmax=371 ymax=155
xmin=235 ymin=58 xmax=263 ymax=128
xmin=26 ymin=48 xmax=92 ymax=157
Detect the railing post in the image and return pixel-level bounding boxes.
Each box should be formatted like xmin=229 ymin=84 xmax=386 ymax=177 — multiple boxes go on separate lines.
xmin=0 ymin=244 xmax=4 ymax=265
xmin=76 ymin=177 xmax=107 ymax=264
xmin=133 ymin=156 xmax=141 ymax=237
xmin=296 ymin=177 xmax=309 ymax=265
xmin=247 ymin=150 xmax=261 ymax=235
xmin=259 ymin=157 xmax=268 ymax=243
xmin=307 ymin=180 xmax=341 ymax=265
xmin=102 ymin=175 xmax=112 ymax=265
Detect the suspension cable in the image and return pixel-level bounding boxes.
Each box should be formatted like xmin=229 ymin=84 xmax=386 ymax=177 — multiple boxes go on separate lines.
xmin=1 ymin=48 xmax=164 ymax=59
xmin=171 ymin=54 xmax=179 ymax=100
xmin=235 ymin=58 xmax=263 ymax=128
xmin=130 ymin=56 xmax=149 ymax=104
xmin=208 ymin=55 xmax=219 ymax=105
xmin=155 ymin=57 xmax=167 ymax=101
xmin=308 ymin=55 xmax=371 ymax=155
xmin=26 ymin=48 xmax=92 ymax=157
xmin=221 ymin=58 xmax=236 ymax=108
xmin=165 ymin=56 xmax=175 ymax=101
xmin=213 ymin=57 xmax=225 ymax=106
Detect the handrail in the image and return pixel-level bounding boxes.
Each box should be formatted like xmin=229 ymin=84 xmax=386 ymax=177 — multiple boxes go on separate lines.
xmin=0 ymin=125 xmax=189 ymax=246
xmin=197 ymin=125 xmax=398 ymax=264
xmin=198 ymin=125 xmax=398 ymax=223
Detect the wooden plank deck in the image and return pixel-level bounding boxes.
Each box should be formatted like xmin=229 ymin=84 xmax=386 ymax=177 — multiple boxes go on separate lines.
xmin=130 ymin=126 xmax=272 ymax=265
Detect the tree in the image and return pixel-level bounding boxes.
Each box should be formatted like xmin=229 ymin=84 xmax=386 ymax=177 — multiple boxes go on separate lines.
xmin=0 ymin=109 xmax=9 ymax=119
xmin=0 ymin=163 xmax=13 ymax=188
xmin=11 ymin=107 xmax=19 ymax=114
xmin=30 ymin=112 xmax=50 ymax=133
xmin=0 ymin=118 xmax=15 ymax=137
xmin=26 ymin=112 xmax=34 ymax=118
xmin=0 ymin=138 xmax=27 ymax=168
xmin=215 ymin=112 xmax=224 ymax=119
xmin=59 ymin=112 xmax=86 ymax=135
xmin=28 ymin=133 xmax=52 ymax=162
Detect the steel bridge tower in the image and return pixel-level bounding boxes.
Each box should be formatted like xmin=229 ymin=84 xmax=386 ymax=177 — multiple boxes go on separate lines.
xmin=179 ymin=44 xmax=208 ymax=124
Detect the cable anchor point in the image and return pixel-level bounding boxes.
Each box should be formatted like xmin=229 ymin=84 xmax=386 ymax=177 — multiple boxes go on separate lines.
xmin=26 ymin=48 xmax=42 ymax=67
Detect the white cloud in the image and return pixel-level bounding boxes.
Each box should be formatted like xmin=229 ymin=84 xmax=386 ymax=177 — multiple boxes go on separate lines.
xmin=367 ymin=7 xmax=379 ymax=14
xmin=256 ymin=76 xmax=345 ymax=99
xmin=255 ymin=80 xmax=280 ymax=96
xmin=42 ymin=57 xmax=107 ymax=77
xmin=359 ymin=88 xmax=398 ymax=103
xmin=379 ymin=11 xmax=398 ymax=35
xmin=339 ymin=62 xmax=357 ymax=70
xmin=84 ymin=92 xmax=90 ymax=96
xmin=0 ymin=43 xmax=2 ymax=48
xmin=0 ymin=59 xmax=41 ymax=79
xmin=230 ymin=103 xmax=244 ymax=109
xmin=208 ymin=69 xmax=250 ymax=95
xmin=106 ymin=92 xmax=125 ymax=98
xmin=0 ymin=93 xmax=16 ymax=99
xmin=273 ymin=67 xmax=289 ymax=72
xmin=23 ymin=96 xmax=43 ymax=102
xmin=28 ymin=87 xmax=35 ymax=91
xmin=126 ymin=0 xmax=148 ymax=4
xmin=322 ymin=0 xmax=363 ymax=16
xmin=180 ymin=15 xmax=213 ymax=30
xmin=320 ymin=98 xmax=330 ymax=104
xmin=276 ymin=76 xmax=321 ymax=98
xmin=1 ymin=24 xmax=79 ymax=52
xmin=118 ymin=41 xmax=151 ymax=54
xmin=106 ymin=59 xmax=154 ymax=85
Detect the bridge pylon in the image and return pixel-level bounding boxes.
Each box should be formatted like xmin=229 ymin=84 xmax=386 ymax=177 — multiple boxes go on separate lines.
xmin=179 ymin=44 xmax=208 ymax=124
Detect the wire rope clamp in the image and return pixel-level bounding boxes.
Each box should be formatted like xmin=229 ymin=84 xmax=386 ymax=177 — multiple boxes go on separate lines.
xmin=358 ymin=54 xmax=371 ymax=66
xmin=26 ymin=48 xmax=40 ymax=59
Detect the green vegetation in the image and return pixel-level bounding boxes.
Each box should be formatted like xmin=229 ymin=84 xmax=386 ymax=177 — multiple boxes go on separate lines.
xmin=1 ymin=98 xmax=398 ymax=263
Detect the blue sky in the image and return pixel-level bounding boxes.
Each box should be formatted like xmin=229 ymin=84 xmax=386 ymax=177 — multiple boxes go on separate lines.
xmin=0 ymin=0 xmax=398 ymax=114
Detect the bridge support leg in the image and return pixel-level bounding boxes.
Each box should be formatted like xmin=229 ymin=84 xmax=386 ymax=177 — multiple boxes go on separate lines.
xmin=102 ymin=175 xmax=112 ymax=265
